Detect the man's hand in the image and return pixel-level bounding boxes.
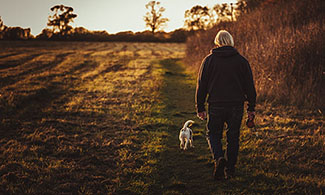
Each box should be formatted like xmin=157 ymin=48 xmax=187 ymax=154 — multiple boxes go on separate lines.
xmin=197 ymin=111 xmax=207 ymax=120
xmin=247 ymin=111 xmax=255 ymax=120
xmin=246 ymin=111 xmax=256 ymax=128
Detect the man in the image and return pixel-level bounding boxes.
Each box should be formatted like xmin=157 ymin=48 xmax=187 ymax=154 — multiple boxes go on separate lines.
xmin=195 ymin=30 xmax=257 ymax=180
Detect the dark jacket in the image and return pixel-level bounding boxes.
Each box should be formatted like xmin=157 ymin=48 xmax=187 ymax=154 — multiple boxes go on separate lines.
xmin=195 ymin=46 xmax=256 ymax=113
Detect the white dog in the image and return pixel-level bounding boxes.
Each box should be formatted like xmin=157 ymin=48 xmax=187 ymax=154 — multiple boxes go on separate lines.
xmin=179 ymin=120 xmax=194 ymax=150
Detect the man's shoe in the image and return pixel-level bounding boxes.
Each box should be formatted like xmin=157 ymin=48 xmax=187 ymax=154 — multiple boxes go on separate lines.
xmin=213 ymin=157 xmax=226 ymax=180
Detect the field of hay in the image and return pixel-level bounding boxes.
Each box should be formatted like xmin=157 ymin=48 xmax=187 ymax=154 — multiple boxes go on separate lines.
xmin=0 ymin=41 xmax=324 ymax=194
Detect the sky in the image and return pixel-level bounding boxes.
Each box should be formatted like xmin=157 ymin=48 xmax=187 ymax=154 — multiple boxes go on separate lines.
xmin=0 ymin=0 xmax=236 ymax=36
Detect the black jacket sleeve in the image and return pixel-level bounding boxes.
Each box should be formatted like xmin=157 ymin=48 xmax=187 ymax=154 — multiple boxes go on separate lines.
xmin=244 ymin=60 xmax=257 ymax=111
xmin=195 ymin=56 xmax=210 ymax=113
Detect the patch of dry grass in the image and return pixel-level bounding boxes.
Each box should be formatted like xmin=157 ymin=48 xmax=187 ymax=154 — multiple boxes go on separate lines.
xmin=0 ymin=41 xmax=323 ymax=194
xmin=0 ymin=41 xmax=185 ymax=194
xmin=185 ymin=0 xmax=325 ymax=109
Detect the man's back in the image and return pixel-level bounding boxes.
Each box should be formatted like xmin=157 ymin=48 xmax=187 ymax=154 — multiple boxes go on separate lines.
xmin=196 ymin=46 xmax=256 ymax=111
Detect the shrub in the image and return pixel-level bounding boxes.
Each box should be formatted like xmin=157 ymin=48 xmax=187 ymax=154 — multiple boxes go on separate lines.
xmin=185 ymin=0 xmax=325 ymax=109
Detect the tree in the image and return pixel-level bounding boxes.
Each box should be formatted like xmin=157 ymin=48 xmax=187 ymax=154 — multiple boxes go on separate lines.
xmin=184 ymin=5 xmax=212 ymax=31
xmin=36 ymin=28 xmax=53 ymax=39
xmin=47 ymin=5 xmax=77 ymax=36
xmin=236 ymin=0 xmax=265 ymax=13
xmin=213 ymin=3 xmax=235 ymax=22
xmin=73 ymin=26 xmax=89 ymax=34
xmin=144 ymin=1 xmax=169 ymax=34
xmin=2 ymin=27 xmax=31 ymax=40
xmin=235 ymin=0 xmax=248 ymax=15
xmin=0 ymin=16 xmax=7 ymax=32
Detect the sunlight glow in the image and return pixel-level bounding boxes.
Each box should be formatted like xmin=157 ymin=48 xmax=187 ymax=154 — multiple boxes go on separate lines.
xmin=0 ymin=0 xmax=236 ymax=35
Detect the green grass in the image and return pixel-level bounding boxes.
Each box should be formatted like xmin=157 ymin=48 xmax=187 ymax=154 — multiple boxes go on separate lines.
xmin=119 ymin=58 xmax=324 ymax=194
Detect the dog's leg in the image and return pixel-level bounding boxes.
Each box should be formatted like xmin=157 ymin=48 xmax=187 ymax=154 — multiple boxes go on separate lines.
xmin=183 ymin=138 xmax=187 ymax=150
xmin=180 ymin=139 xmax=184 ymax=149
xmin=190 ymin=136 xmax=194 ymax=148
xmin=184 ymin=139 xmax=189 ymax=150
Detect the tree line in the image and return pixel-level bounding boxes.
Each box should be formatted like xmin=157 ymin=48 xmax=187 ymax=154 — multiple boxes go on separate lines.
xmin=0 ymin=0 xmax=252 ymax=42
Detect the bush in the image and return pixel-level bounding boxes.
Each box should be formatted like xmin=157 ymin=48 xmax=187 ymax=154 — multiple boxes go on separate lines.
xmin=185 ymin=0 xmax=325 ymax=109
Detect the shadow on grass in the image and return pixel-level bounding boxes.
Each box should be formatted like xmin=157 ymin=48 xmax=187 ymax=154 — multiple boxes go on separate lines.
xmin=146 ymin=58 xmax=323 ymax=194
xmin=0 ymin=58 xmax=132 ymax=194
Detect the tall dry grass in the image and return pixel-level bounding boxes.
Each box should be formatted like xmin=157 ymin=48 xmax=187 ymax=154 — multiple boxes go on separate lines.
xmin=185 ymin=0 xmax=325 ymax=109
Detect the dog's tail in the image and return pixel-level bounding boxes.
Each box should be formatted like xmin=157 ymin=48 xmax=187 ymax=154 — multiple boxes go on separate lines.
xmin=183 ymin=120 xmax=194 ymax=129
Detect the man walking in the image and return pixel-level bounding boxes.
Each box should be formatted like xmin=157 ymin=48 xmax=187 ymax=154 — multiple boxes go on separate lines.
xmin=195 ymin=30 xmax=257 ymax=180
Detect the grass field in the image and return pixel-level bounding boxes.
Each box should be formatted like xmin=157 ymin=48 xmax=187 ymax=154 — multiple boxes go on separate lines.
xmin=0 ymin=41 xmax=324 ymax=194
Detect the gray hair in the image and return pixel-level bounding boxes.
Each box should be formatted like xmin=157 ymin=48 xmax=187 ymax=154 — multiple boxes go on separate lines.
xmin=214 ymin=30 xmax=234 ymax=47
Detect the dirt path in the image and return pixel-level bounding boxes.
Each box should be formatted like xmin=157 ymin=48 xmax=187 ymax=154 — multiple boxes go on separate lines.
xmin=146 ymin=58 xmax=249 ymax=194
xmin=152 ymin=59 xmax=219 ymax=194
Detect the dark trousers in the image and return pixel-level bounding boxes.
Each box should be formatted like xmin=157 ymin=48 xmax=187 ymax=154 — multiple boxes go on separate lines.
xmin=206 ymin=105 xmax=243 ymax=171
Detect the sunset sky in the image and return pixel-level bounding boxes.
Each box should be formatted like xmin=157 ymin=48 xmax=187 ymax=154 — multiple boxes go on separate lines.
xmin=0 ymin=0 xmax=236 ymax=36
